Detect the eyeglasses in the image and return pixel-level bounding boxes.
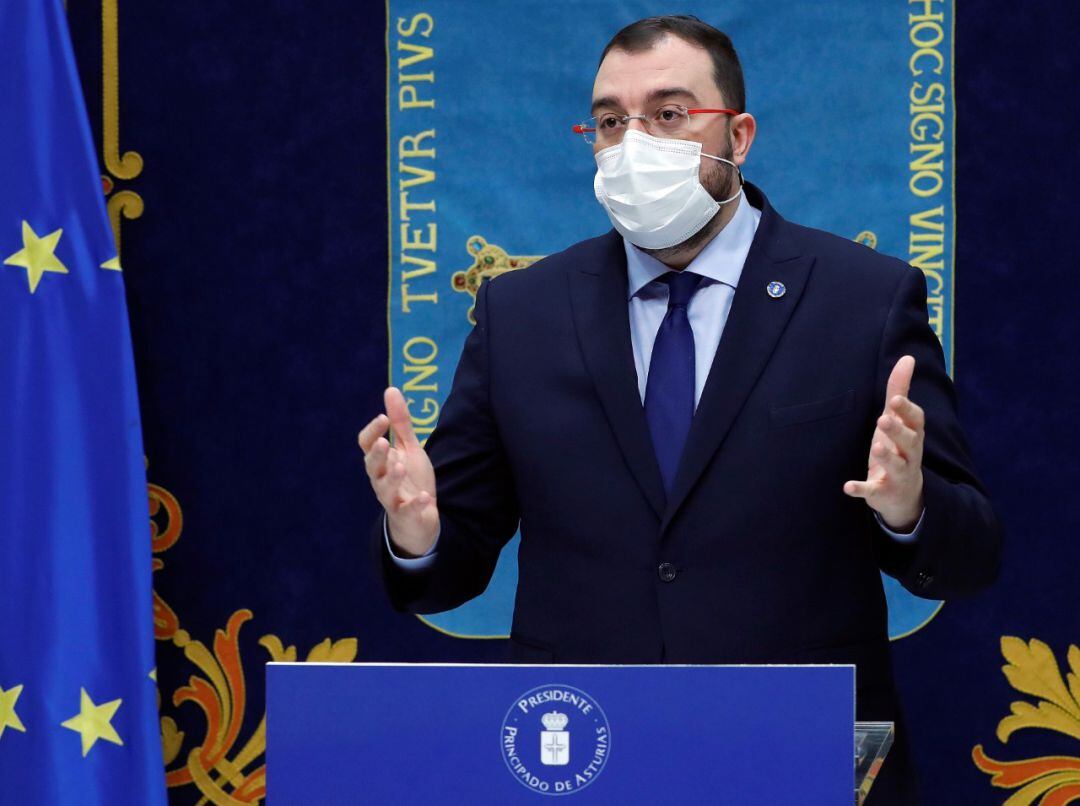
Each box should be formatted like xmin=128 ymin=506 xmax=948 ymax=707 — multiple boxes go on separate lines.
xmin=572 ymin=104 xmax=738 ymax=146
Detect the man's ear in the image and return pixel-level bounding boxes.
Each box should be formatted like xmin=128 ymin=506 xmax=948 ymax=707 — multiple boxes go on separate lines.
xmin=730 ymin=112 xmax=757 ymax=167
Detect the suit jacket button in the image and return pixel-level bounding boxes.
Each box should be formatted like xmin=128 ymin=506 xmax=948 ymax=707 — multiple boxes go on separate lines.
xmin=658 ymin=562 xmax=677 ymax=582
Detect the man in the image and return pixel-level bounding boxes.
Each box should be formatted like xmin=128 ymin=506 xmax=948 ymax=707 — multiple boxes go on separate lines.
xmin=359 ymin=16 xmax=1000 ymax=804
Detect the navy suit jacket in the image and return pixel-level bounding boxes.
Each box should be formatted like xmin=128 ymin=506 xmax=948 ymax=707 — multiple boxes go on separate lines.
xmin=377 ymin=184 xmax=1001 ymax=797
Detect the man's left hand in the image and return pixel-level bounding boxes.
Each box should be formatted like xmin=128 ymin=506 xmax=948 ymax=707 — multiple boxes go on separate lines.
xmin=843 ymin=355 xmax=925 ymax=532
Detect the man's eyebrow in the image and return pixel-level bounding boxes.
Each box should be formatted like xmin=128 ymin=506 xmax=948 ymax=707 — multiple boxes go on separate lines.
xmin=590 ymin=95 xmax=620 ymax=114
xmin=645 ymin=87 xmax=699 ymax=105
xmin=590 ymin=87 xmax=701 ymax=115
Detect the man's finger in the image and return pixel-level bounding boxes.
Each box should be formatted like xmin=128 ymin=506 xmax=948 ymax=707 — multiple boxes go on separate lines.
xmin=388 ymin=457 xmax=410 ymax=488
xmin=872 ymin=431 xmax=901 ymax=457
xmin=376 ymin=460 xmax=412 ymax=510
xmin=877 ymin=414 xmax=918 ymax=456
xmin=357 ymin=413 xmax=390 ymax=454
xmin=384 ymin=387 xmax=420 ymax=448
xmin=395 ymin=489 xmax=430 ymax=517
xmin=364 ymin=437 xmax=391 ymax=479
xmin=876 ymin=433 xmax=915 ymax=475
xmin=887 ymin=396 xmax=925 ymax=433
xmin=844 ymin=479 xmax=879 ymax=499
xmin=884 ymin=355 xmax=915 ymax=408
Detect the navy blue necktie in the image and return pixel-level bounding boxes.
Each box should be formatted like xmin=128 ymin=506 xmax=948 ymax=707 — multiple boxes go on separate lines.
xmin=644 ymin=270 xmax=704 ymax=495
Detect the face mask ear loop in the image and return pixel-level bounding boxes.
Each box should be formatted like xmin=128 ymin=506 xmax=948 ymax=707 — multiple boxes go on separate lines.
xmin=701 ymin=154 xmax=745 ymax=206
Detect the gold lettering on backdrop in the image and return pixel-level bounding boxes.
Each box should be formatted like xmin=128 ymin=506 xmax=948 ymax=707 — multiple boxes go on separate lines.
xmin=907 ymin=0 xmax=948 ymax=338
xmin=401 ymin=223 xmax=437 ymax=252
xmin=396 ymin=14 xmax=436 ymax=110
xmin=395 ymin=13 xmax=440 ymax=319
xmin=398 ymin=41 xmax=435 ymax=70
xmin=396 ymin=12 xmax=434 ymax=38
xmin=909 ymin=143 xmax=944 ymax=197
xmin=393 ymin=11 xmax=440 ymax=422
xmin=399 ymin=191 xmax=436 ymax=221
xmin=399 ymin=129 xmax=436 ymax=159
xmin=402 ymin=337 xmax=439 ymax=442
xmin=401 ymin=254 xmax=436 ymax=281
xmin=399 ymin=163 xmax=436 ymax=188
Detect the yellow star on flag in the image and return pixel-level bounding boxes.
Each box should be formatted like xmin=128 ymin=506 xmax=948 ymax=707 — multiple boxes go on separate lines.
xmin=100 ymin=255 xmax=121 ymax=271
xmin=0 ymin=684 xmax=27 ymax=740
xmin=61 ymin=688 xmax=123 ymax=757
xmin=3 ymin=220 xmax=70 ymax=293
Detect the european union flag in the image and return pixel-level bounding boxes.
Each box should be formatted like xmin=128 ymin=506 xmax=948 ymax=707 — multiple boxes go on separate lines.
xmin=0 ymin=1 xmax=166 ymax=802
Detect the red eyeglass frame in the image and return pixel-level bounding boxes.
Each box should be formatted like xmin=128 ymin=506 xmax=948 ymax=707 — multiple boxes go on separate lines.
xmin=572 ymin=107 xmax=740 ymax=136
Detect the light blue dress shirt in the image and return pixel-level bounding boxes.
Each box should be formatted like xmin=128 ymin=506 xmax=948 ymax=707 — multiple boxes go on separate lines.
xmin=626 ymin=190 xmax=760 ymax=408
xmin=387 ymin=192 xmax=920 ymax=568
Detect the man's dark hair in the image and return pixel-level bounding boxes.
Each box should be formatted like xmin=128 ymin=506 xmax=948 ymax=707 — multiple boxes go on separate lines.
xmin=599 ymin=15 xmax=746 ymax=112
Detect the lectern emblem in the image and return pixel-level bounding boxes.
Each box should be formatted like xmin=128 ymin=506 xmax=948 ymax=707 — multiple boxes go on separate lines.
xmin=540 ymin=711 xmax=570 ymax=765
xmin=501 ymin=685 xmax=611 ymax=795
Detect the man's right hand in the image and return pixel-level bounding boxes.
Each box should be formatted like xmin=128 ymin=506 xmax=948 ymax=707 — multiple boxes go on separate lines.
xmin=358 ymin=387 xmax=439 ymax=557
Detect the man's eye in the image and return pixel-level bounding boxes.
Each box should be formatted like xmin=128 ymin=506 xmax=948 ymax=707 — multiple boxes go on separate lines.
xmin=598 ymin=115 xmax=623 ymax=129
xmin=656 ymin=108 xmax=680 ymax=123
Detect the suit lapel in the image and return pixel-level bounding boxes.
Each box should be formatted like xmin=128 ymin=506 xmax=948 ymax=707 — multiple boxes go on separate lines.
xmin=568 ymin=232 xmax=667 ymax=520
xmin=662 ymin=193 xmax=815 ymax=530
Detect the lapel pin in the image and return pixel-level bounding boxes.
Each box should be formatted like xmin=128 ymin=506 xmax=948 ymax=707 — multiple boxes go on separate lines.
xmin=766 ymin=281 xmax=786 ymax=299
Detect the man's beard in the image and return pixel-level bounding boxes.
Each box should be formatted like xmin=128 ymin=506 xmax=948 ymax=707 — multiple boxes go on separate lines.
xmin=641 ymin=140 xmax=738 ymax=264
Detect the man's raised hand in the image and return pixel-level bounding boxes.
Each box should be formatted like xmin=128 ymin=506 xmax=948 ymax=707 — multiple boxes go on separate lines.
xmin=843 ymin=355 xmax=925 ymax=532
xmin=358 ymin=387 xmax=439 ymax=557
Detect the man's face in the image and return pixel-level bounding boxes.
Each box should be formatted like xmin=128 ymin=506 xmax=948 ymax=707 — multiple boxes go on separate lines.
xmin=591 ymin=34 xmax=736 ymax=202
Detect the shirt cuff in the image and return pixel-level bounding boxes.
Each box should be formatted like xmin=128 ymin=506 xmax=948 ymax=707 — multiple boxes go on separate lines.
xmin=874 ymin=508 xmax=924 ymax=543
xmin=384 ymin=514 xmax=439 ymax=570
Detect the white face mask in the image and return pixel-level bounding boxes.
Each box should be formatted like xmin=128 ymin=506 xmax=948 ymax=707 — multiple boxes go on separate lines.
xmin=593 ymin=129 xmax=742 ymax=250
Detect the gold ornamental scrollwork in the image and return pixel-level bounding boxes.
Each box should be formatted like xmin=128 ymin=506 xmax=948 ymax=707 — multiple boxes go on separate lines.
xmin=149 ymin=467 xmax=359 ymax=804
xmin=972 ymin=636 xmax=1080 ymax=803
xmin=106 ymin=189 xmax=144 ymax=257
xmin=102 ymin=0 xmax=143 ymax=180
xmin=100 ymin=0 xmax=143 ymax=256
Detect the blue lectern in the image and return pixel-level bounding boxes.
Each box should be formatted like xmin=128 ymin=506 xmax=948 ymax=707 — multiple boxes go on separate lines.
xmin=267 ymin=663 xmax=871 ymax=804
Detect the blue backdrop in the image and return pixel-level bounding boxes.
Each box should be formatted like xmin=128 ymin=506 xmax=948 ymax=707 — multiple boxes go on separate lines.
xmin=387 ymin=0 xmax=953 ymax=641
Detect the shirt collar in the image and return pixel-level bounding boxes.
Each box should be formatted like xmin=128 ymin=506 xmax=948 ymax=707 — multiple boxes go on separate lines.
xmin=624 ymin=190 xmax=761 ymax=300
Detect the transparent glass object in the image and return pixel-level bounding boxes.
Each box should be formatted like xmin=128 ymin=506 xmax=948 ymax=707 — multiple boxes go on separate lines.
xmin=855 ymin=721 xmax=895 ymax=805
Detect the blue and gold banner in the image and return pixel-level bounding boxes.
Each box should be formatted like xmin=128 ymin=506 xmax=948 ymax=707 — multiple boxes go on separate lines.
xmin=387 ymin=2 xmax=955 ymax=640
xmin=0 ymin=1 xmax=165 ymax=802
